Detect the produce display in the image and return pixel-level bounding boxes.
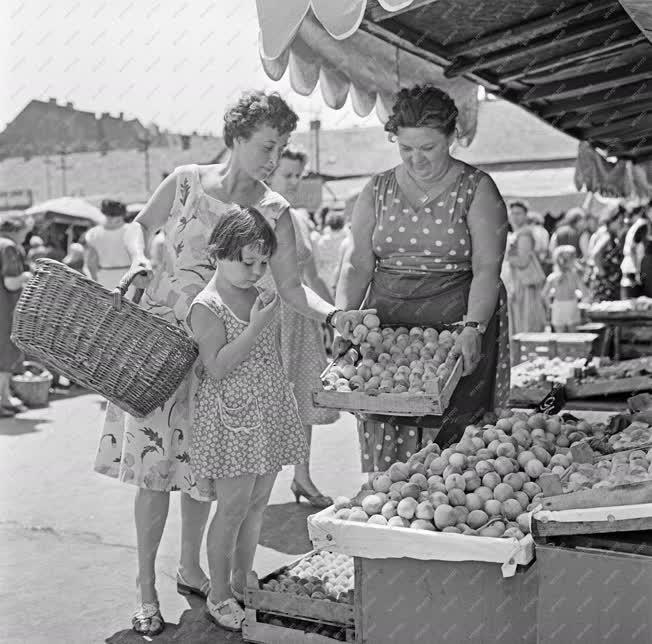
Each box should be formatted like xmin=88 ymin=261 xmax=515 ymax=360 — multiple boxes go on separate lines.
xmin=321 ymin=315 xmax=460 ymax=395
xmin=511 ymin=357 xmax=586 ymax=388
xmin=579 ymin=357 xmax=652 ymax=382
xmin=560 ymin=448 xmax=652 ymax=492
xmin=329 ymin=410 xmax=602 ymax=540
xmin=608 ymin=421 xmax=652 ymax=450
xmin=586 ymin=297 xmax=652 ymax=314
xmin=260 ymin=551 xmax=354 ymax=605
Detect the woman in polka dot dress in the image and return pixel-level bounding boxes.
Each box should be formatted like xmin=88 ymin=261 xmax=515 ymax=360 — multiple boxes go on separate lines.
xmin=336 ymin=85 xmax=511 ymax=472
xmin=187 ymin=206 xmax=307 ymax=631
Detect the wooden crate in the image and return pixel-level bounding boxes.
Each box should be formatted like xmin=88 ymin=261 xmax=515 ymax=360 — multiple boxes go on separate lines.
xmin=512 ymin=332 xmax=598 ymax=364
xmin=566 ymin=375 xmax=652 ymax=398
xmin=243 ymin=557 xmax=355 ymax=644
xmin=313 ymin=356 xmax=462 ymax=417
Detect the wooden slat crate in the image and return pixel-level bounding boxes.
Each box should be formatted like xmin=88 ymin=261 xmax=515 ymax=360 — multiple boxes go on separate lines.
xmin=313 ymin=356 xmax=462 ymax=417
xmin=243 ymin=558 xmax=355 ymax=644
xmin=512 ymin=332 xmax=598 ymax=364
xmin=566 ymin=375 xmax=652 ymax=398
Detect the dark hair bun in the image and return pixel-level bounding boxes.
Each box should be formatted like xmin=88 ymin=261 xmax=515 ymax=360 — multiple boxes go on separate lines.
xmin=385 ymin=84 xmax=458 ymax=138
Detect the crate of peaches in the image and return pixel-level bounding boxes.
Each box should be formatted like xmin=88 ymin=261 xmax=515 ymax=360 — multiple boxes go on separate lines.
xmin=313 ymin=314 xmax=463 ymax=416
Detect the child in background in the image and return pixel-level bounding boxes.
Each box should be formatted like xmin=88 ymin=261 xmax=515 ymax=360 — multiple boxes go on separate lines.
xmin=187 ymin=206 xmax=307 ymax=632
xmin=542 ymin=245 xmax=591 ymax=332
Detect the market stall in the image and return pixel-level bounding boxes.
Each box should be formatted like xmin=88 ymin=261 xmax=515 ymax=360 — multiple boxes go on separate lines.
xmin=252 ymin=1 xmax=652 ymax=642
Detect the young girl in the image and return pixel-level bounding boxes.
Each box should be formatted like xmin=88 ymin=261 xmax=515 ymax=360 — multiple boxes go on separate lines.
xmin=542 ymin=245 xmax=591 ymax=332
xmin=187 ymin=205 xmax=308 ymax=631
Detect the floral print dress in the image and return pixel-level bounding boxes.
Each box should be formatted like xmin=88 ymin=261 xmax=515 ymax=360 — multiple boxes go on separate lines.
xmin=94 ymin=164 xmax=288 ymax=499
xmin=188 ymin=287 xmax=308 ymax=497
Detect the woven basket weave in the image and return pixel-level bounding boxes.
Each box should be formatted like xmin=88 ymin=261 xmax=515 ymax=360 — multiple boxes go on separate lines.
xmin=11 ymin=259 xmax=198 ymax=418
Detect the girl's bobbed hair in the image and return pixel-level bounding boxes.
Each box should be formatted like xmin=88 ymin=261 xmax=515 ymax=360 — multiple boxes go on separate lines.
xmin=385 ymin=84 xmax=458 ymax=138
xmin=207 ymin=205 xmax=277 ymax=263
xmin=223 ymin=90 xmax=298 ymax=149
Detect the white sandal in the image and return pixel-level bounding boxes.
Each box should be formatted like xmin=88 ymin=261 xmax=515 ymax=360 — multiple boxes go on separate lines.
xmin=206 ymin=595 xmax=245 ymax=632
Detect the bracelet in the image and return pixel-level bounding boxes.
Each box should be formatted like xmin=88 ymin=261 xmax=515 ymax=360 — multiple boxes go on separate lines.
xmin=326 ymin=309 xmax=342 ymax=328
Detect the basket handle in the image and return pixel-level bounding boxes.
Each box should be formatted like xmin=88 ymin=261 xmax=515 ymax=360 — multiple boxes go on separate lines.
xmin=111 ymin=267 xmax=149 ymax=310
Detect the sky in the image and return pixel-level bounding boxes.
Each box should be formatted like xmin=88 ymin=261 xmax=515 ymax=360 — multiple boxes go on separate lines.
xmin=2 ymin=0 xmax=381 ymax=135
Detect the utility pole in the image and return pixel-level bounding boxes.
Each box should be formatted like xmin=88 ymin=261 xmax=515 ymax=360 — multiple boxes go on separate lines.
xmin=56 ymin=148 xmax=73 ymax=196
xmin=138 ymin=132 xmax=152 ymax=193
xmin=43 ymin=156 xmax=55 ymax=198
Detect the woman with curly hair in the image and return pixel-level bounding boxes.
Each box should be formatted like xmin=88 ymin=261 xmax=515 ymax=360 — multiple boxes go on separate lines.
xmin=336 ymin=84 xmax=511 ymax=472
xmin=94 ymin=90 xmax=373 ymax=636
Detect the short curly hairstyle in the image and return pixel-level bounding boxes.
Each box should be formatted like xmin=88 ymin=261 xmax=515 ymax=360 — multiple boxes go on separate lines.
xmin=223 ymin=90 xmax=298 ymax=148
xmin=385 ymin=84 xmax=458 ymax=138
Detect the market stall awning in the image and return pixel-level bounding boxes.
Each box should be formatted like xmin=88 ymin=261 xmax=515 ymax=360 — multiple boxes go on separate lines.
xmin=258 ymin=0 xmax=652 ymax=164
xmin=257 ymin=0 xmax=479 ymax=144
xmin=24 ymin=197 xmax=105 ymax=225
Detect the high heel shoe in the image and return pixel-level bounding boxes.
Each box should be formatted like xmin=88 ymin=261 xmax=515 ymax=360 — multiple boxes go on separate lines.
xmin=290 ymin=480 xmax=333 ymax=509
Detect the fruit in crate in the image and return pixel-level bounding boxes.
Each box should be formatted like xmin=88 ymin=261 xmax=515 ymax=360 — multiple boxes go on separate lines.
xmin=261 ymin=551 xmax=354 ymax=604
xmin=607 ymin=421 xmax=652 ymax=450
xmin=511 ymin=357 xmax=587 ymax=388
xmin=322 ymin=323 xmax=461 ymax=394
xmin=560 ymin=449 xmax=652 ymax=492
xmin=588 ymin=297 xmax=652 ymax=314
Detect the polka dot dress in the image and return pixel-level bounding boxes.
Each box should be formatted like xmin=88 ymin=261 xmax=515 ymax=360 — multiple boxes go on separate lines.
xmin=371 ymin=166 xmax=478 ymax=274
xmin=188 ymin=287 xmax=308 ymax=490
xmin=357 ymin=164 xmax=511 ymax=472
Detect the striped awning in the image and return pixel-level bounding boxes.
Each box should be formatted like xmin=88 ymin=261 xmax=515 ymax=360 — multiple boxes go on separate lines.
xmin=256 ymin=0 xmax=478 ymax=144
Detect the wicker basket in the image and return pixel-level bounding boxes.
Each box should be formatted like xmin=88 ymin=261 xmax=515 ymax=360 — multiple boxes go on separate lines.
xmin=11 ymin=259 xmax=198 ymax=418
xmin=10 ymin=362 xmax=53 ymax=408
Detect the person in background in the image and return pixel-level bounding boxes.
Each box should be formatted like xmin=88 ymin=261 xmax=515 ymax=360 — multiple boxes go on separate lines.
xmin=542 ymin=245 xmax=590 ymax=332
xmin=503 ymin=200 xmax=547 ymax=336
xmin=266 ymin=145 xmax=338 ymax=507
xmin=26 ymin=235 xmax=52 ymax=268
xmin=549 ymin=207 xmax=586 ymax=258
xmin=527 ymin=209 xmax=551 ymax=274
xmin=579 ymin=212 xmax=598 ymax=258
xmin=314 ymin=211 xmax=349 ymax=297
xmin=543 ymin=210 xmax=564 ymax=237
xmin=84 ymin=200 xmax=132 ymax=290
xmin=63 ymin=242 xmax=86 ymax=274
xmin=590 ymin=206 xmax=625 ymax=302
xmin=0 ymin=217 xmax=32 ymax=417
xmin=620 ymin=205 xmax=649 ymax=298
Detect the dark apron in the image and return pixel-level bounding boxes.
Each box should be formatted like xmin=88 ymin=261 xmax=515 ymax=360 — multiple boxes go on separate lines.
xmin=362 ymin=265 xmax=508 ymax=446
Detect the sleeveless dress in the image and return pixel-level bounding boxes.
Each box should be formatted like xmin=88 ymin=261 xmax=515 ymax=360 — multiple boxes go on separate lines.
xmin=277 ymin=211 xmax=338 ymax=426
xmin=188 ymin=286 xmax=308 ymax=496
xmin=357 ymin=163 xmax=510 ymax=472
xmin=93 ymin=164 xmax=289 ymax=499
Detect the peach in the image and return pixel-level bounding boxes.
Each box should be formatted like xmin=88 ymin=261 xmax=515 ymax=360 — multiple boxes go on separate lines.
xmin=334 ymin=496 xmax=352 ymax=510
xmin=503 ymin=473 xmax=524 ymax=492
xmin=482 ymin=472 xmax=502 ymax=490
xmin=340 ymin=364 xmax=356 ymax=380
xmin=415 ymin=501 xmax=435 ymax=521
xmin=388 ymin=461 xmax=410 ymax=482
xmin=493 ymin=482 xmax=515 ymax=502
xmin=372 ymin=474 xmax=392 ymax=493
xmin=474 ymin=486 xmax=494 ymax=503
xmin=362 ymin=494 xmax=385 ymax=516
xmin=517 ymin=451 xmax=536 ymax=468
xmin=514 ymin=491 xmax=530 ymax=510
xmin=428 ymin=457 xmax=447 ymax=476
xmin=410 ymin=519 xmax=435 ymax=531
xmin=527 ymin=413 xmax=547 ymax=430
xmin=348 ymin=508 xmax=369 ymax=522
xmin=448 ymin=453 xmax=467 ymax=469
xmin=381 ymin=500 xmax=398 ymax=520
xmin=464 ymin=492 xmax=483 ymax=512
xmin=502 ymin=498 xmax=523 ymax=521
xmin=400 ymin=483 xmax=421 ymax=500
xmin=522 ymin=482 xmax=542 ymax=500
xmin=434 ymin=504 xmax=457 ymax=530
xmin=448 ymin=489 xmax=467 ymax=507
xmin=531 ymin=446 xmax=551 ymax=466
xmin=484 ymin=499 xmax=503 ymax=517
xmin=429 ymin=491 xmax=450 ymax=508
xmin=409 ymin=473 xmax=429 ymax=491
xmin=524 ymin=459 xmax=545 ymax=479
xmin=387 ymin=516 xmax=410 ymax=528
xmin=445 ymin=473 xmax=466 ymax=492
xmin=467 ymin=509 xmax=489 ymax=529
xmin=475 ymin=460 xmax=494 ymax=477
xmin=397 ymin=497 xmax=418 ymax=520
xmin=496 ymin=443 xmax=517 ymax=459
xmin=494 ymin=456 xmax=514 ymax=477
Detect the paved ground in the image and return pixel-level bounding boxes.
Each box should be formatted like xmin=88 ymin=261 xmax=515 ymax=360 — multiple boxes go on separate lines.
xmin=0 ymin=390 xmax=364 ymax=643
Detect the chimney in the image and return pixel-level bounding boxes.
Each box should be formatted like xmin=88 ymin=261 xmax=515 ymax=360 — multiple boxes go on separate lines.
xmin=66 ymin=101 xmax=74 ymax=108
xmin=48 ymin=98 xmax=57 ymax=104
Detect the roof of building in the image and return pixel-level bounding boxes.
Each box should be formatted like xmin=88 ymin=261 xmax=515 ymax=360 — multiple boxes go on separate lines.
xmin=292 ymin=99 xmax=578 ymax=179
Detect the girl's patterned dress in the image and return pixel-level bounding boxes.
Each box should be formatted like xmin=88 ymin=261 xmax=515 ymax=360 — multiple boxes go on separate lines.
xmin=188 ymin=287 xmax=308 ymax=497
xmin=94 ymin=165 xmax=288 ymax=499
xmin=591 ymin=233 xmax=623 ymax=302
xmin=357 ymin=163 xmax=511 ymax=472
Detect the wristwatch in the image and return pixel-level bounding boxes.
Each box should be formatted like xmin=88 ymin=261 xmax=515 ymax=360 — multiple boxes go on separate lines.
xmin=463 ymin=320 xmax=486 ymax=334
xmin=326 ymin=309 xmax=343 ymax=329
